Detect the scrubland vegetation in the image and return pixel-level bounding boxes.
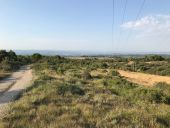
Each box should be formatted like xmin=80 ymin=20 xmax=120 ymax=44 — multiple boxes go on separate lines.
xmin=0 ymin=50 xmax=30 ymax=72
xmin=0 ymin=50 xmax=29 ymax=80
xmin=0 ymin=50 xmax=43 ymax=80
xmin=118 ymin=55 xmax=170 ymax=76
xmin=0 ymin=54 xmax=170 ymax=128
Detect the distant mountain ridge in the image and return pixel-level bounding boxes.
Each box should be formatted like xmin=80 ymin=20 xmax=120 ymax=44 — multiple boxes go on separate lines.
xmin=14 ymin=50 xmax=111 ymax=56
xmin=14 ymin=50 xmax=170 ymax=57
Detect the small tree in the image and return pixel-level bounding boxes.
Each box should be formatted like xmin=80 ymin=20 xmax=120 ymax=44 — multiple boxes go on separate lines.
xmin=0 ymin=50 xmax=8 ymax=62
xmin=8 ymin=50 xmax=17 ymax=61
xmin=112 ymin=70 xmax=120 ymax=77
xmin=32 ymin=53 xmax=42 ymax=62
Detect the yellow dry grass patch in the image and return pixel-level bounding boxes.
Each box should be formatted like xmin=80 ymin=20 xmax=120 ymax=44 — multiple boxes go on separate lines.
xmin=145 ymin=61 xmax=168 ymax=64
xmin=127 ymin=61 xmax=134 ymax=65
xmin=91 ymin=69 xmax=108 ymax=76
xmin=118 ymin=70 xmax=170 ymax=86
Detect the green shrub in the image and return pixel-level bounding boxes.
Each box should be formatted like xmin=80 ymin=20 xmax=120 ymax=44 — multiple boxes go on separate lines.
xmin=39 ymin=74 xmax=54 ymax=81
xmin=111 ymin=70 xmax=120 ymax=77
xmin=101 ymin=63 xmax=108 ymax=68
xmin=68 ymin=78 xmax=77 ymax=84
xmin=32 ymin=53 xmax=43 ymax=62
xmin=69 ymin=85 xmax=85 ymax=95
xmin=57 ymin=84 xmax=69 ymax=96
xmin=56 ymin=67 xmax=65 ymax=74
xmin=144 ymin=55 xmax=165 ymax=61
xmin=57 ymin=84 xmax=85 ymax=96
xmin=0 ymin=58 xmax=11 ymax=71
xmin=82 ymin=70 xmax=92 ymax=80
xmin=165 ymin=96 xmax=170 ymax=104
xmin=151 ymin=90 xmax=166 ymax=103
xmin=155 ymin=82 xmax=170 ymax=90
xmin=102 ymin=80 xmax=108 ymax=87
xmin=157 ymin=113 xmax=170 ymax=127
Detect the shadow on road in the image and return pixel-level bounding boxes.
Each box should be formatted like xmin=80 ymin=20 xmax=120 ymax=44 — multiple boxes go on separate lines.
xmin=0 ymin=89 xmax=24 ymax=105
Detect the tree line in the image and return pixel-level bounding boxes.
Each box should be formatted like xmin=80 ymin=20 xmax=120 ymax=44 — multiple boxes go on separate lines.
xmin=0 ymin=50 xmax=43 ymax=71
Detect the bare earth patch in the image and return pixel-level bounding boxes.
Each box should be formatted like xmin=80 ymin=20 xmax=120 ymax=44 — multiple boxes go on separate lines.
xmin=118 ymin=70 xmax=170 ymax=86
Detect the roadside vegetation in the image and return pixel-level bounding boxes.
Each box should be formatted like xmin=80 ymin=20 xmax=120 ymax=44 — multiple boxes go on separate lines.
xmin=0 ymin=50 xmax=43 ymax=80
xmin=0 ymin=50 xmax=31 ymax=72
xmin=1 ymin=55 xmax=170 ymax=128
xmin=0 ymin=50 xmax=30 ymax=80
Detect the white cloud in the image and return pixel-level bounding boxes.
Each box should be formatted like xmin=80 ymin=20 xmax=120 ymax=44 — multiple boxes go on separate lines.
xmin=121 ymin=15 xmax=170 ymax=35
xmin=122 ymin=16 xmax=157 ymax=30
xmin=118 ymin=15 xmax=170 ymax=53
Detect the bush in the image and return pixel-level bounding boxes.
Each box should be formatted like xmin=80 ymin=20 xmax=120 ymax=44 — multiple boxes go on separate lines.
xmin=103 ymin=80 xmax=108 ymax=87
xmin=132 ymin=87 xmax=169 ymax=104
xmin=151 ymin=91 xmax=166 ymax=103
xmin=39 ymin=74 xmax=54 ymax=81
xmin=144 ymin=55 xmax=165 ymax=61
xmin=154 ymin=82 xmax=170 ymax=104
xmin=69 ymin=85 xmax=85 ymax=95
xmin=56 ymin=67 xmax=65 ymax=74
xmin=157 ymin=113 xmax=170 ymax=127
xmin=57 ymin=84 xmax=69 ymax=96
xmin=57 ymin=84 xmax=85 ymax=96
xmin=101 ymin=63 xmax=108 ymax=68
xmin=0 ymin=50 xmax=31 ymax=72
xmin=111 ymin=70 xmax=120 ymax=77
xmin=0 ymin=58 xmax=11 ymax=71
xmin=82 ymin=70 xmax=92 ymax=80
xmin=32 ymin=53 xmax=42 ymax=62
xmin=155 ymin=82 xmax=170 ymax=90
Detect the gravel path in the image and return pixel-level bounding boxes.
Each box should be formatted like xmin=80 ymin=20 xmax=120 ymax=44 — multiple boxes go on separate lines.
xmin=0 ymin=66 xmax=33 ymax=119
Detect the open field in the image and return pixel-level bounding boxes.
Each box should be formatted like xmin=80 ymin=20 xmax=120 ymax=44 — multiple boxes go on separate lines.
xmin=118 ymin=70 xmax=170 ymax=86
xmin=0 ymin=56 xmax=169 ymax=128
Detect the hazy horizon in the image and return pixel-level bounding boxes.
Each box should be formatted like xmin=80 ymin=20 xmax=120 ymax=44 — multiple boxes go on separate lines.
xmin=9 ymin=49 xmax=170 ymax=56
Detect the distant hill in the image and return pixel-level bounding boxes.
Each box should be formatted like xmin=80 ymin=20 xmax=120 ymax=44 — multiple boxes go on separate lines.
xmin=14 ymin=50 xmax=170 ymax=57
xmin=14 ymin=50 xmax=111 ymax=56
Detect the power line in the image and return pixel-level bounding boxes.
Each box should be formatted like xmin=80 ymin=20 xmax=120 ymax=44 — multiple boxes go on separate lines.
xmin=118 ymin=0 xmax=128 ymax=43
xmin=126 ymin=0 xmax=146 ymax=42
xmin=135 ymin=0 xmax=146 ymax=21
xmin=112 ymin=0 xmax=115 ymax=52
xmin=121 ymin=0 xmax=128 ymax=25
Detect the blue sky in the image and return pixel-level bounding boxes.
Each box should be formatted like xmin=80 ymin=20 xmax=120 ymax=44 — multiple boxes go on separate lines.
xmin=0 ymin=0 xmax=170 ymax=53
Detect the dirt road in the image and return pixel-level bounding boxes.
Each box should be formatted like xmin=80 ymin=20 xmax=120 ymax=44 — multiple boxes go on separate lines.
xmin=118 ymin=70 xmax=170 ymax=86
xmin=0 ymin=66 xmax=33 ymax=119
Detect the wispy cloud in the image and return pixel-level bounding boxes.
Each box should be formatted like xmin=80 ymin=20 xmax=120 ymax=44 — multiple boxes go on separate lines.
xmin=121 ymin=15 xmax=170 ymax=37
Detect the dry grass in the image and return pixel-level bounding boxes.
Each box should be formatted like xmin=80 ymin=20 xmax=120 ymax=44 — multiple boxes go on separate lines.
xmin=118 ymin=70 xmax=170 ymax=86
xmin=145 ymin=61 xmax=168 ymax=64
xmin=90 ymin=69 xmax=108 ymax=76
xmin=127 ymin=61 xmax=134 ymax=65
xmin=1 ymin=58 xmax=170 ymax=128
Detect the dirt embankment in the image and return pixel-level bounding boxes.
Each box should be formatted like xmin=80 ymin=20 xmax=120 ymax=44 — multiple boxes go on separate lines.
xmin=118 ymin=70 xmax=170 ymax=86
